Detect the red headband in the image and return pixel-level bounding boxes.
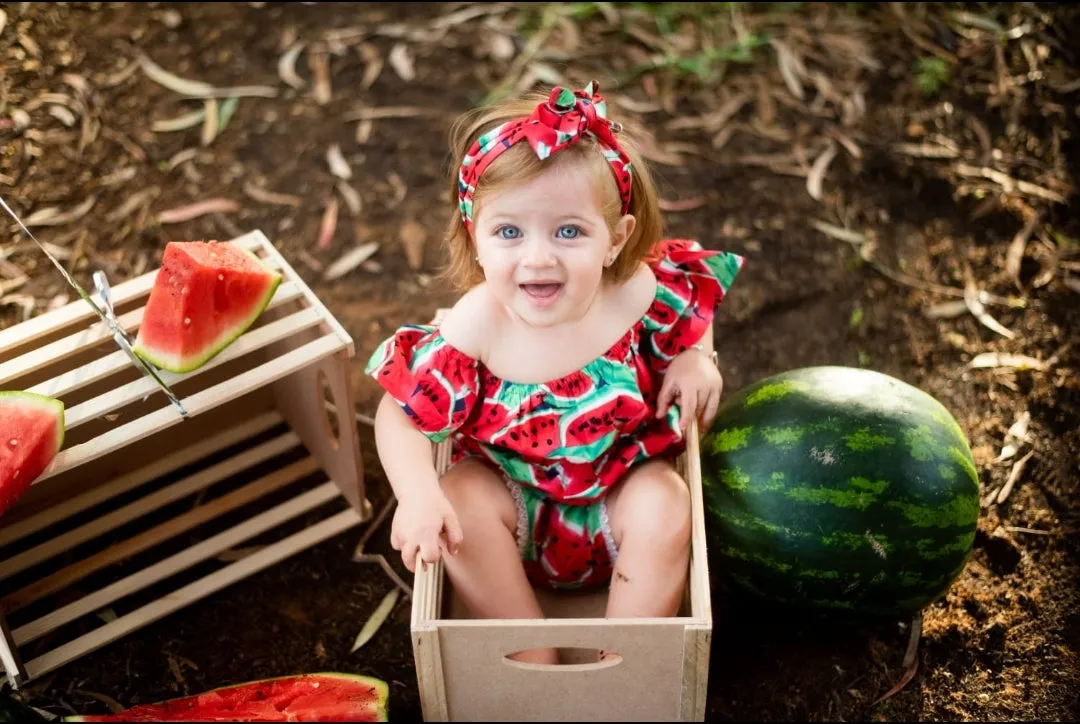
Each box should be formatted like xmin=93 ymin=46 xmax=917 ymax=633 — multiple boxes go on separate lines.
xmin=457 ymin=81 xmax=633 ymax=233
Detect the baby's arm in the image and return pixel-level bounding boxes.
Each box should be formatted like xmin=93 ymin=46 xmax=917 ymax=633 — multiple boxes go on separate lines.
xmin=373 ymin=392 xmax=444 ymax=503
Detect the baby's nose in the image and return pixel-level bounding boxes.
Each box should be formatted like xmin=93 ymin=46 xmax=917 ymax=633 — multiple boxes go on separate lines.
xmin=522 ymin=244 xmax=556 ymax=267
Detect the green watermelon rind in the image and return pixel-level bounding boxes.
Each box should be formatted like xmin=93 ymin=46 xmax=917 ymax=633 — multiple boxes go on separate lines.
xmin=0 ymin=391 xmax=66 ymax=449
xmin=132 ymin=244 xmax=282 ymax=375
xmin=701 ymin=365 xmax=981 ymax=620
xmin=61 ymin=672 xmax=389 ymax=722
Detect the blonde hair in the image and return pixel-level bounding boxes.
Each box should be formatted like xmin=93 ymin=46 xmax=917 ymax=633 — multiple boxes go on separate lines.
xmin=439 ymin=87 xmax=664 ymax=292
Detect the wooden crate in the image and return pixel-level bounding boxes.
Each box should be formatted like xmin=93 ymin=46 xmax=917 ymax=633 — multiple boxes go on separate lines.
xmin=410 ymin=309 xmax=714 ymax=722
xmin=0 ymin=230 xmax=372 ymax=688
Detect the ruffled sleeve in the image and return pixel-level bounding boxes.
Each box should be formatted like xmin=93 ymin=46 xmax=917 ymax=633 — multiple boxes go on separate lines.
xmin=364 ymin=324 xmax=481 ymax=443
xmin=641 ymin=238 xmax=745 ymax=370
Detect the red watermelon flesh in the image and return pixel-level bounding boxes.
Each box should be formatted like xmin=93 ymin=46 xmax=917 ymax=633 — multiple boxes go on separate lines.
xmin=133 ymin=241 xmax=282 ymax=374
xmin=0 ymin=391 xmax=65 ymax=518
xmin=63 ymin=672 xmax=389 ymax=722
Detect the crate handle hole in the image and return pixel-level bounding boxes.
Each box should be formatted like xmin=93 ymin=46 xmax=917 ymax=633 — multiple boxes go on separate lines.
xmin=502 ymin=648 xmax=622 ymax=671
xmin=316 ymin=369 xmax=340 ymax=450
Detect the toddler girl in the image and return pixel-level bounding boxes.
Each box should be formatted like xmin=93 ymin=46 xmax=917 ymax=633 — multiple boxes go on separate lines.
xmin=366 ymin=81 xmax=744 ymax=664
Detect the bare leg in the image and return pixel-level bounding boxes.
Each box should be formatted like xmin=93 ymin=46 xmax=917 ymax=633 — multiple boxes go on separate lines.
xmin=603 ymin=459 xmax=693 ymax=620
xmin=439 ymin=459 xmax=557 ymax=665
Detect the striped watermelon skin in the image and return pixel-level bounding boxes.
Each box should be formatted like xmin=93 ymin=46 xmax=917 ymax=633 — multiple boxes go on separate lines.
xmin=700 ymin=366 xmax=980 ymax=619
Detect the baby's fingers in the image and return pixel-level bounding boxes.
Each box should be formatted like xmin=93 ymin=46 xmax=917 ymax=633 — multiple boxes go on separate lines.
xmin=400 ymin=540 xmax=418 ymax=573
xmin=656 ymin=377 xmax=678 ymax=418
xmin=444 ymin=509 xmax=464 ymax=556
xmin=679 ymin=388 xmax=698 ymax=433
xmin=418 ymin=535 xmax=443 ymax=570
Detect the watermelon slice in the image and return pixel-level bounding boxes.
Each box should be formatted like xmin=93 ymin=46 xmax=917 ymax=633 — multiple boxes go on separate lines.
xmin=0 ymin=391 xmax=65 ymax=518
xmin=133 ymin=241 xmax=282 ymax=374
xmin=63 ymin=672 xmax=389 ymax=722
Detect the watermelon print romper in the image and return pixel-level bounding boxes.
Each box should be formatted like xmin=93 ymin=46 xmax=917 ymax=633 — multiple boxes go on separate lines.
xmin=365 ymin=239 xmax=744 ymax=590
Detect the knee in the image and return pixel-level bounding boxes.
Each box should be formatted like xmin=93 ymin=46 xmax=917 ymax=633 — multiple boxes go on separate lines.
xmin=439 ymin=459 xmax=503 ymax=521
xmin=616 ymin=463 xmax=692 ymax=547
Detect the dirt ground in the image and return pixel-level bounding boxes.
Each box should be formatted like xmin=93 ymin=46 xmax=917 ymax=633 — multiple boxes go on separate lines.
xmin=1 ymin=2 xmax=1078 ymax=721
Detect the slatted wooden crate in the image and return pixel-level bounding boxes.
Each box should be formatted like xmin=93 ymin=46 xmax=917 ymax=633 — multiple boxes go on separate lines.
xmin=0 ymin=230 xmax=372 ymax=688
xmin=409 ymin=308 xmax=714 ymax=722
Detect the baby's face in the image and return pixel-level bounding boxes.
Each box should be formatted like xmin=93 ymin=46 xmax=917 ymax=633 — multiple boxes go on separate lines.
xmin=472 ymin=160 xmax=633 ymax=328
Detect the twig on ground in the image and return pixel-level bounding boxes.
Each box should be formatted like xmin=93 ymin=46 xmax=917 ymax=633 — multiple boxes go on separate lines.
xmin=872 ymin=610 xmax=922 ymax=707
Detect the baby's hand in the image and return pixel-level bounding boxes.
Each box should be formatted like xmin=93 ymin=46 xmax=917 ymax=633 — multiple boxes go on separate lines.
xmin=655 ymin=347 xmax=724 ymax=434
xmin=390 ymin=489 xmax=463 ymax=573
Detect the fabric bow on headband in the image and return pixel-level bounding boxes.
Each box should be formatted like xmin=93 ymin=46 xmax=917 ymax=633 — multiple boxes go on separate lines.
xmin=457 ymin=81 xmax=634 ymax=233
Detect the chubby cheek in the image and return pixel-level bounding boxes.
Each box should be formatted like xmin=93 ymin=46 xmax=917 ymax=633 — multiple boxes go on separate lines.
xmin=564 ymin=260 xmax=605 ymax=293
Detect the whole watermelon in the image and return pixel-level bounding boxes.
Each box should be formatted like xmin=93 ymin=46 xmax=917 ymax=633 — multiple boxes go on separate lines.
xmin=701 ymin=366 xmax=980 ymax=620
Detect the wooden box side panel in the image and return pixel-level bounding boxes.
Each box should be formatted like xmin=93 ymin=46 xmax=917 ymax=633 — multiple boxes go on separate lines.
xmin=438 ymin=619 xmax=689 ymax=722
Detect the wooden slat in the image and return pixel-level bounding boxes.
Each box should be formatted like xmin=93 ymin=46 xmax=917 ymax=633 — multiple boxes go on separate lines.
xmin=0 ymin=432 xmax=301 ymax=581
xmin=33 ymin=334 xmax=344 ymax=485
xmin=684 ymin=419 xmax=710 ymax=624
xmin=64 ymin=307 xmax=323 ymax=429
xmin=0 ymin=411 xmax=283 ymax=548
xmin=0 ymin=615 xmax=25 ymax=685
xmin=0 ymin=232 xmax=266 ymax=359
xmin=251 ymin=230 xmax=354 ymax=356
xmin=14 ymin=481 xmax=342 ymax=647
xmin=3 ymin=456 xmax=319 ymax=612
xmin=20 ymin=281 xmax=301 ymax=400
xmin=19 ymin=506 xmax=363 ymax=683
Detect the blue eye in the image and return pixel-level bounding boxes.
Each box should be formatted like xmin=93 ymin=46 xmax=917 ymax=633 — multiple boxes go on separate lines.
xmin=556 ymin=225 xmax=580 ymax=239
xmin=496 ymin=225 xmax=521 ymax=240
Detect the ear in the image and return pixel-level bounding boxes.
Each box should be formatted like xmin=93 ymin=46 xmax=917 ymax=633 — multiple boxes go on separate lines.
xmin=609 ymin=213 xmax=636 ymax=257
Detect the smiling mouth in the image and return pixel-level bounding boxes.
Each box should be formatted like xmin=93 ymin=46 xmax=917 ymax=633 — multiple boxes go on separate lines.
xmin=519 ymin=282 xmax=563 ymax=299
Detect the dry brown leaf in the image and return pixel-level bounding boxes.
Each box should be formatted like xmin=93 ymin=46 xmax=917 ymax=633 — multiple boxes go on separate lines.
xmin=278 ymin=42 xmax=306 ymax=89
xmin=336 ymin=181 xmax=362 ymax=215
xmin=387 ymin=172 xmax=408 ymax=205
xmin=893 ymin=141 xmax=960 ymax=159
xmin=106 ymin=187 xmax=158 ymax=222
xmin=963 ymin=283 xmax=1016 ymax=339
xmin=994 ymin=410 xmax=1032 ymax=463
xmin=158 ymin=198 xmax=239 ymax=223
xmin=309 ymin=51 xmax=331 ymax=105
xmin=152 ymin=107 xmax=206 ymax=132
xmin=806 ymin=141 xmax=838 ymax=201
xmin=18 ymin=32 xmax=41 ymax=58
xmin=326 ymin=144 xmax=352 ymax=180
xmin=346 ymin=105 xmax=438 ymax=121
xmin=317 ymin=197 xmax=339 ymax=250
xmin=48 ymin=105 xmax=77 ymax=127
xmin=0 ymin=275 xmax=28 ymax=296
xmin=771 ymin=39 xmax=806 ymax=100
xmin=243 ymin=181 xmax=302 ymax=207
xmin=97 ymin=166 xmax=138 ymax=187
xmin=351 ymin=588 xmax=400 ymax=653
xmin=997 ymin=449 xmax=1035 ymax=504
xmin=489 ymin=33 xmax=516 ymax=61
xmin=355 ymin=118 xmax=374 ymax=144
xmin=1005 ymin=214 xmax=1039 ymax=288
xmin=23 ymin=196 xmax=96 ymax=227
xmin=200 ymin=98 xmax=219 ymax=146
xmin=136 ymin=52 xmax=278 ymax=98
xmin=658 ymin=197 xmax=706 ymax=212
xmin=10 ymin=108 xmax=30 ymax=132
xmin=400 ymin=220 xmax=426 ymax=270
xmin=969 ymin=353 xmax=1046 ymax=372
xmin=324 ymin=242 xmax=379 ymax=281
xmin=358 ymin=43 xmax=383 ymax=90
xmin=388 ymin=43 xmax=415 ymax=82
